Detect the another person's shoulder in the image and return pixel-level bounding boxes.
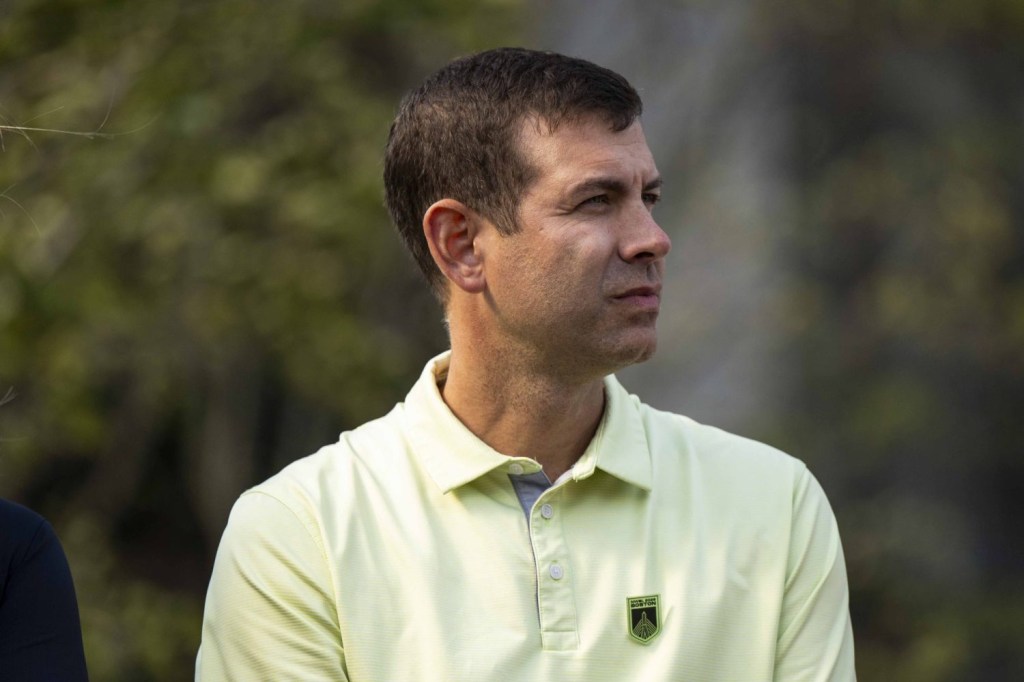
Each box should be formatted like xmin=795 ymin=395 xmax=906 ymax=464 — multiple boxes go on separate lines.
xmin=0 ymin=500 xmax=75 ymax=598
xmin=0 ymin=499 xmax=89 ymax=682
xmin=0 ymin=497 xmax=47 ymax=529
xmin=0 ymin=498 xmax=54 ymax=563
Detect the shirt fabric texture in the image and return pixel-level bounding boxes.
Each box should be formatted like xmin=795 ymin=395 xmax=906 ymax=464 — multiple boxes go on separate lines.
xmin=197 ymin=352 xmax=855 ymax=681
xmin=0 ymin=499 xmax=89 ymax=682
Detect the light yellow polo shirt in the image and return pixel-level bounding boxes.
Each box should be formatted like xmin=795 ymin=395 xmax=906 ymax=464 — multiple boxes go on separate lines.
xmin=197 ymin=352 xmax=855 ymax=681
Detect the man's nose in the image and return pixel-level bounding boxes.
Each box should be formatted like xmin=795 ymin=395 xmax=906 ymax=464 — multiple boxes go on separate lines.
xmin=620 ymin=206 xmax=672 ymax=263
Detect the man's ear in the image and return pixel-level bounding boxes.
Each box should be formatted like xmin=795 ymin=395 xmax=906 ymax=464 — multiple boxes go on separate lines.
xmin=423 ymin=199 xmax=487 ymax=295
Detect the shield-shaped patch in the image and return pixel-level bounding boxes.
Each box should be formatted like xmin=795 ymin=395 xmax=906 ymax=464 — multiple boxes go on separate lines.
xmin=627 ymin=594 xmax=661 ymax=643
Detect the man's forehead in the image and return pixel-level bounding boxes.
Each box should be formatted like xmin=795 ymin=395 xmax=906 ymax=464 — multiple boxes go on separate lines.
xmin=517 ymin=111 xmax=642 ymax=141
xmin=517 ymin=114 xmax=657 ymax=183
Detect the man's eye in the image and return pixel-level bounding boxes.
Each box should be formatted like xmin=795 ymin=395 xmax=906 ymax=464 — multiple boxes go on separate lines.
xmin=643 ymin=193 xmax=661 ymax=207
xmin=580 ymin=195 xmax=610 ymax=208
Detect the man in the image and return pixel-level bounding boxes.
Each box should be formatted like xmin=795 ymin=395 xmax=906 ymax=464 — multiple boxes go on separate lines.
xmin=196 ymin=48 xmax=855 ymax=680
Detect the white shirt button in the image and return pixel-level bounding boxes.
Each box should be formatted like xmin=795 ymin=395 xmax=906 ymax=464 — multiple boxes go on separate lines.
xmin=549 ymin=564 xmax=564 ymax=580
xmin=509 ymin=463 xmax=524 ymax=475
xmin=540 ymin=503 xmax=553 ymax=519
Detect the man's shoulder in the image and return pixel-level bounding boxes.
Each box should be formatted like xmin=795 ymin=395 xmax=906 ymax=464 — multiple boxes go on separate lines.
xmin=627 ymin=398 xmax=821 ymax=527
xmin=244 ymin=403 xmax=414 ymax=515
xmin=632 ymin=396 xmax=809 ymax=486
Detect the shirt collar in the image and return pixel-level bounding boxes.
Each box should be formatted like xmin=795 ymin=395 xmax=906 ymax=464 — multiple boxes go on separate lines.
xmin=403 ymin=351 xmax=653 ymax=494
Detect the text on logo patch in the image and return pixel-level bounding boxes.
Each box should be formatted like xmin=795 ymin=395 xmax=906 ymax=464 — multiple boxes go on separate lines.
xmin=627 ymin=594 xmax=661 ymax=643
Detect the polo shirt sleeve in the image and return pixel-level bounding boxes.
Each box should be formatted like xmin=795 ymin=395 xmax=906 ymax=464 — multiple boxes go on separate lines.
xmin=774 ymin=467 xmax=857 ymax=681
xmin=196 ymin=491 xmax=346 ymax=681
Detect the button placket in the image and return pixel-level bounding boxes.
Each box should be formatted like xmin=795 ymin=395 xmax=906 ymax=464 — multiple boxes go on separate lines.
xmin=529 ymin=489 xmax=578 ymax=650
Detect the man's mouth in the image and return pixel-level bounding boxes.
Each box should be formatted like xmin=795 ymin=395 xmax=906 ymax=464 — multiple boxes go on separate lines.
xmin=613 ymin=286 xmax=661 ymax=309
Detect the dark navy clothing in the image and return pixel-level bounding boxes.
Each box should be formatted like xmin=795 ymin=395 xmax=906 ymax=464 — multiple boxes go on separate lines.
xmin=0 ymin=499 xmax=89 ymax=681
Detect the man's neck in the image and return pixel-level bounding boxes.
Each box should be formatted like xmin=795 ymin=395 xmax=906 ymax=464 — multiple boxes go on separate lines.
xmin=440 ymin=348 xmax=606 ymax=482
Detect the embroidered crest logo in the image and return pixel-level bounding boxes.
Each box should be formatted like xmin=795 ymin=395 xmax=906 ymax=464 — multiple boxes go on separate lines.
xmin=627 ymin=594 xmax=661 ymax=643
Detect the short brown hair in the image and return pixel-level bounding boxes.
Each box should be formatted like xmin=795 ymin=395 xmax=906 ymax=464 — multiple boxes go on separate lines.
xmin=383 ymin=47 xmax=643 ymax=299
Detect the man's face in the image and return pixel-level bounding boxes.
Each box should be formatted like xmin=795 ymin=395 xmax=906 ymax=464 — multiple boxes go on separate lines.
xmin=479 ymin=114 xmax=671 ymax=379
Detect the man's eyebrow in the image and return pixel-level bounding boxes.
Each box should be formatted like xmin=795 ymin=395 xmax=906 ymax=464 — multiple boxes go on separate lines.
xmin=566 ymin=176 xmax=663 ymax=196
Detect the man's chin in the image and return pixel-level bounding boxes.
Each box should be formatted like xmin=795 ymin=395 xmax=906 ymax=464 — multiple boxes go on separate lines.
xmin=546 ymin=329 xmax=659 ymax=379
xmin=602 ymin=336 xmax=658 ymax=374
xmin=630 ymin=340 xmax=658 ymax=365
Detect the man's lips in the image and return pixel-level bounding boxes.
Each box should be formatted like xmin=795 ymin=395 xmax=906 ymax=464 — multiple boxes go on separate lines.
xmin=612 ymin=286 xmax=662 ymax=309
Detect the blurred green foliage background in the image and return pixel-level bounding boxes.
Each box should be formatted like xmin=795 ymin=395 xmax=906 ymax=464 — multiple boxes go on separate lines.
xmin=1 ymin=0 xmax=1021 ymax=679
